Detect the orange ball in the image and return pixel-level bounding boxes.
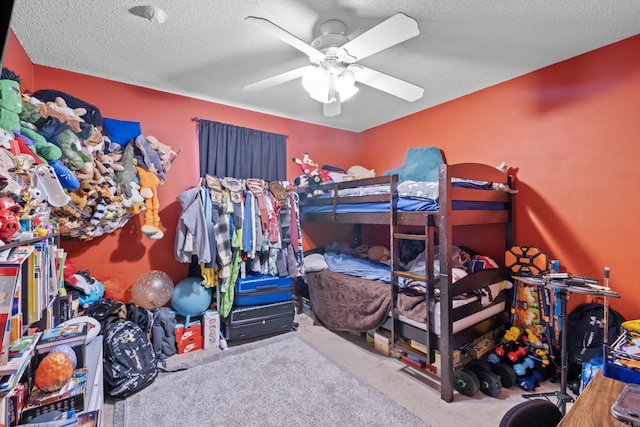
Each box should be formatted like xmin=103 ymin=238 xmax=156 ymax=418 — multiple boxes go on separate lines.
xmin=35 ymin=351 xmax=74 ymax=392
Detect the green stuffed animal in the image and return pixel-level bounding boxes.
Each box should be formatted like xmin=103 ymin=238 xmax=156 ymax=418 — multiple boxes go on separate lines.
xmin=53 ymin=129 xmax=93 ymax=170
xmin=18 ymin=101 xmax=63 ymax=162
xmin=0 ymin=78 xmax=23 ymax=136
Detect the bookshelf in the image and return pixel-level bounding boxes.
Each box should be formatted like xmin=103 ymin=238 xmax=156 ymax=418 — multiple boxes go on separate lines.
xmin=0 ymin=233 xmax=75 ymax=426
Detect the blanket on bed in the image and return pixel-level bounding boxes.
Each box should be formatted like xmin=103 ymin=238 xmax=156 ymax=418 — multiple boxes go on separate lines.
xmin=305 ymin=270 xmax=391 ymax=332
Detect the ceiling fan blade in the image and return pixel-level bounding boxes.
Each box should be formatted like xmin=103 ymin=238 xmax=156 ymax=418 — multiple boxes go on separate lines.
xmin=244 ymin=65 xmax=314 ymax=92
xmin=339 ymin=13 xmax=419 ymax=62
xmin=246 ymin=16 xmax=325 ymax=62
xmin=353 ymin=65 xmax=424 ymax=102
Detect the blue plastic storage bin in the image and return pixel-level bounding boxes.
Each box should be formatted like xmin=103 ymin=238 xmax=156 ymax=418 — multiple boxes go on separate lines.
xmin=234 ymin=274 xmax=292 ymax=306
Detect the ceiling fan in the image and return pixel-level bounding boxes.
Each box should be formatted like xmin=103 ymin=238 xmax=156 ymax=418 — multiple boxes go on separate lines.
xmin=243 ymin=13 xmax=424 ymax=117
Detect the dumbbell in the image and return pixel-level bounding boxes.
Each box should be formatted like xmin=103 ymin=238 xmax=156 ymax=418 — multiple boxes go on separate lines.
xmin=465 ymin=359 xmax=502 ymax=397
xmin=453 ymin=368 xmax=480 ymax=397
xmin=513 ymin=356 xmax=535 ymax=376
xmin=507 ymin=346 xmax=527 ymax=363
xmin=518 ymin=368 xmax=546 ymax=391
xmin=486 ymin=353 xmax=518 ymax=388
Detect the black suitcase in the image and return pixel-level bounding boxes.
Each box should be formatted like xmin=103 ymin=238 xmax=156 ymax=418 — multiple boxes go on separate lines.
xmin=222 ymin=300 xmax=295 ymax=341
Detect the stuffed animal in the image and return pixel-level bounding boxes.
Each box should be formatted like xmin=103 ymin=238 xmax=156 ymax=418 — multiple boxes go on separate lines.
xmin=80 ymin=126 xmax=105 ymax=155
xmin=145 ymin=135 xmax=176 ymax=173
xmin=44 ymin=97 xmax=86 ymax=134
xmin=120 ymin=182 xmax=145 ymax=215
xmin=69 ymin=179 xmax=99 ymax=211
xmin=135 ymin=165 xmax=163 ymax=239
xmin=292 ymin=152 xmax=331 ymax=183
xmin=74 ymin=160 xmax=100 ymax=181
xmin=53 ymin=129 xmax=93 ymax=170
xmin=114 ymin=143 xmax=135 ymax=198
xmin=306 ymin=174 xmax=324 ymax=198
xmin=0 ymin=78 xmax=22 ymax=136
xmin=0 ymin=149 xmax=24 ymax=196
xmin=14 ymin=128 xmax=62 ymax=163
xmin=368 ymin=245 xmax=391 ymax=263
xmin=94 ymin=150 xmax=124 ymax=179
xmin=134 ymin=135 xmax=166 ymax=181
xmin=48 ymin=159 xmax=80 ymax=191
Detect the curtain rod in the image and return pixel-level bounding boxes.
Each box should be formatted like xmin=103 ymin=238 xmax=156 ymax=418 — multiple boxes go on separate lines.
xmin=191 ymin=117 xmax=289 ymax=138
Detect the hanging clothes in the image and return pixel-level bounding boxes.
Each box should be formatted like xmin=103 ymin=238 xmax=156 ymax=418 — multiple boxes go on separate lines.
xmin=174 ymin=186 xmax=211 ymax=264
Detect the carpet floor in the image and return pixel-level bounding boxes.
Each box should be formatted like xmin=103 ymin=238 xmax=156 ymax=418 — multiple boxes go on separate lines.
xmin=113 ymin=331 xmax=429 ymax=427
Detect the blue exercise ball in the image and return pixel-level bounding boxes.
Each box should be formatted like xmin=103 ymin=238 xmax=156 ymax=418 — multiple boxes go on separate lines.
xmin=171 ymin=277 xmax=212 ymax=324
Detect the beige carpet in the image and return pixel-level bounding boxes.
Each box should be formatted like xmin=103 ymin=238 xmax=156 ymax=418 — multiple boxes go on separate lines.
xmin=104 ymin=312 xmax=570 ymax=426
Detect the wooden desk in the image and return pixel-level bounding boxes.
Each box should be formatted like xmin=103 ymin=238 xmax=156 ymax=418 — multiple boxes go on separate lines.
xmin=558 ymin=370 xmax=627 ymax=427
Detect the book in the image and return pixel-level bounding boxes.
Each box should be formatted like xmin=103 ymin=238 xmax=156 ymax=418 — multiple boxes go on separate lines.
xmin=0 ymin=332 xmax=41 ymax=377
xmin=0 ymin=332 xmax=42 ymax=393
xmin=9 ymin=334 xmax=39 ymax=357
xmin=0 ymin=265 xmax=19 ymax=367
xmin=36 ymin=322 xmax=88 ymax=351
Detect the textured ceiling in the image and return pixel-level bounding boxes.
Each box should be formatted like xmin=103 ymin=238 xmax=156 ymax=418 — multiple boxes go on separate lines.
xmin=9 ymin=0 xmax=640 ymax=132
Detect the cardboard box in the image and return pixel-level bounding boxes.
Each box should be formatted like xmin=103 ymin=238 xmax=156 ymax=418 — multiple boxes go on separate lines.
xmin=469 ymin=338 xmax=493 ymax=359
xmin=175 ymin=321 xmax=202 ymax=345
xmin=410 ymin=339 xmax=428 ymax=355
xmin=202 ymin=310 xmax=220 ymax=350
xmin=374 ymin=330 xmax=391 ymax=356
xmin=177 ymin=336 xmax=204 ymax=354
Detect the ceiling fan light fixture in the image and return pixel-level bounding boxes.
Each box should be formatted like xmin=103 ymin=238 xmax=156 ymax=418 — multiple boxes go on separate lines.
xmin=301 ymin=66 xmax=358 ymax=104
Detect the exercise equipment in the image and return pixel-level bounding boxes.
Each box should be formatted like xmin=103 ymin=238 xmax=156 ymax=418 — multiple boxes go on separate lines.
xmin=490 ymin=362 xmax=518 ymax=388
xmin=453 ymin=367 xmax=480 ymax=397
xmin=466 ymin=359 xmax=502 ymax=397
xmin=171 ymin=276 xmax=212 ymax=324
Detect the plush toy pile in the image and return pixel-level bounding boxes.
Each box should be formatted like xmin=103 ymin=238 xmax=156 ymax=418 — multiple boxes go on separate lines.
xmin=291 ymin=152 xmax=376 ymax=199
xmin=0 ymin=68 xmax=177 ymax=241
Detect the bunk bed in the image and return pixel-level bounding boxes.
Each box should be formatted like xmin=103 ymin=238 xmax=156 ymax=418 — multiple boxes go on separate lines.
xmin=298 ymin=162 xmax=514 ymax=402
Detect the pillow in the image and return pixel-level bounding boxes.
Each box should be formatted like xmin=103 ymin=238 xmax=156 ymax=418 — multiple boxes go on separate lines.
xmin=382 ymin=146 xmax=444 ymax=182
xmin=102 ymin=117 xmax=142 ymax=145
xmin=304 ymin=253 xmax=328 ymax=272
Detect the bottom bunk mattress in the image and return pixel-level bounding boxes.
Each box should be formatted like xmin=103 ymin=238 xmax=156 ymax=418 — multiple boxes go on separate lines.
xmin=397 ymin=290 xmax=506 ymax=335
xmin=305 ymin=269 xmax=507 ymax=334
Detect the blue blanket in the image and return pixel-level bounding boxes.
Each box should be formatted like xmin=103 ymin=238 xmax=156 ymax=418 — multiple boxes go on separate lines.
xmin=324 ymin=252 xmax=391 ymax=283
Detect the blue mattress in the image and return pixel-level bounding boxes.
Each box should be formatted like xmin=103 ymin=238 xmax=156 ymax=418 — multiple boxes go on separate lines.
xmin=301 ymin=198 xmax=504 ymax=214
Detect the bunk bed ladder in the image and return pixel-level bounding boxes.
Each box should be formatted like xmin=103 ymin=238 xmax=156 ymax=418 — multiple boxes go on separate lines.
xmin=390 ymin=178 xmax=438 ymax=376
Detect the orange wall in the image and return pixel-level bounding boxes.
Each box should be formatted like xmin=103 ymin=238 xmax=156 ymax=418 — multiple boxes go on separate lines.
xmin=358 ymin=35 xmax=640 ymax=319
xmin=3 ymin=31 xmax=359 ymax=297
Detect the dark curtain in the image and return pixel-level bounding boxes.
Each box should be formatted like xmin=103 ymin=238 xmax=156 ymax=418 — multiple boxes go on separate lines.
xmin=198 ymin=119 xmax=287 ymax=181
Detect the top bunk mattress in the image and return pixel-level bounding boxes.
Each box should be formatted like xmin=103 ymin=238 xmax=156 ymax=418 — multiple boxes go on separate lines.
xmin=299 ymin=166 xmax=513 ymax=216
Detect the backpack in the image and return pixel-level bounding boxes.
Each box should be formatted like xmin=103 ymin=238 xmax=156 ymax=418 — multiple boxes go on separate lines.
xmin=85 ymin=297 xmax=125 ymax=331
xmin=103 ymin=319 xmax=158 ymax=398
xmin=565 ymin=302 xmax=624 ymax=364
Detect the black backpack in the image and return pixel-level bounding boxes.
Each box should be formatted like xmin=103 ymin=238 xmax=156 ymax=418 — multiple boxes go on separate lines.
xmin=103 ymin=319 xmax=158 ymax=398
xmin=565 ymin=302 xmax=624 ymax=364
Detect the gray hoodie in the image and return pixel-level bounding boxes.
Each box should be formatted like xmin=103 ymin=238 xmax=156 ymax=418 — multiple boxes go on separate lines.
xmin=174 ymin=187 xmax=211 ymax=264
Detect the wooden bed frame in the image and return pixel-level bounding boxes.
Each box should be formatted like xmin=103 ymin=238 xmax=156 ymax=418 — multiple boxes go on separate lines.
xmin=299 ymin=163 xmax=514 ymax=402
